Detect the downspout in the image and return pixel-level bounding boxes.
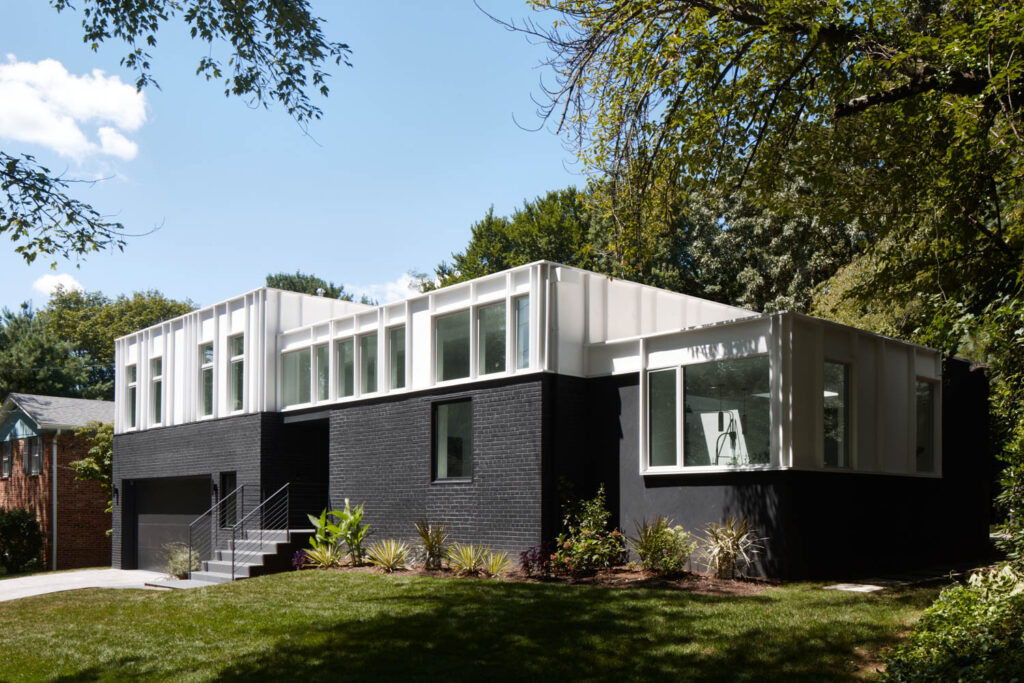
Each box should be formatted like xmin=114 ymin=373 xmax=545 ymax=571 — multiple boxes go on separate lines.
xmin=52 ymin=429 xmax=60 ymax=571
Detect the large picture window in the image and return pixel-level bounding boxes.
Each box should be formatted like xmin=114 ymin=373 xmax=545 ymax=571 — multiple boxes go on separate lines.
xmin=199 ymin=343 xmax=214 ymax=417
xmin=360 ymin=333 xmax=378 ymax=394
xmin=126 ymin=364 xmax=138 ymax=428
xmin=823 ymin=361 xmax=850 ymax=467
xmin=435 ymin=311 xmax=470 ymax=381
xmin=683 ymin=356 xmax=770 ymax=467
xmin=478 ymin=302 xmax=506 ymax=375
xmin=281 ymin=348 xmax=311 ymax=407
xmin=916 ymin=380 xmax=936 ymax=473
xmin=648 ymin=369 xmax=678 ymax=468
xmin=229 ymin=334 xmax=244 ymax=411
xmin=434 ymin=400 xmax=472 ymax=479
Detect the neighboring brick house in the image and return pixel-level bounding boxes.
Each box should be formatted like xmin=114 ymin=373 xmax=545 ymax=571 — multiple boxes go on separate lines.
xmin=0 ymin=393 xmax=113 ymax=570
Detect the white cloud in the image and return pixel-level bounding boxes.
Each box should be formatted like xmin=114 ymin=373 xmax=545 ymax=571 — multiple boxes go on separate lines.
xmin=33 ymin=273 xmax=84 ymax=296
xmin=352 ymin=273 xmax=419 ymax=304
xmin=0 ymin=55 xmax=146 ymax=161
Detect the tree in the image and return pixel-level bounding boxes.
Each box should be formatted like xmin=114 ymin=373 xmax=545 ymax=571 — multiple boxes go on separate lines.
xmin=0 ymin=304 xmax=87 ymax=401
xmin=266 ymin=271 xmax=354 ymax=301
xmin=70 ymin=422 xmax=114 ymax=523
xmin=43 ymin=288 xmax=194 ymax=400
xmin=3 ymin=1 xmax=350 ymax=264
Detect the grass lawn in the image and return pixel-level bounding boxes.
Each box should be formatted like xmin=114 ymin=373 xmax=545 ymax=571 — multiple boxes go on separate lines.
xmin=0 ymin=571 xmax=937 ymax=682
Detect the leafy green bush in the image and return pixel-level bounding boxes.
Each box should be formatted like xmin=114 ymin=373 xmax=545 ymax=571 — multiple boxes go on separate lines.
xmin=698 ymin=517 xmax=762 ymax=579
xmin=551 ymin=484 xmax=626 ymax=575
xmin=630 ymin=516 xmax=696 ymax=574
xmin=366 ymin=539 xmax=410 ymax=573
xmin=306 ymin=500 xmax=371 ymax=566
xmin=0 ymin=508 xmax=44 ymax=574
xmin=414 ymin=519 xmax=449 ymax=569
xmin=163 ymin=542 xmax=199 ymax=579
xmin=448 ymin=543 xmax=488 ymax=576
xmin=882 ymin=565 xmax=1024 ymax=681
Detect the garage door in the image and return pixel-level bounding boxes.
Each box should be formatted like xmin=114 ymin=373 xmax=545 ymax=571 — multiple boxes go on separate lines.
xmin=133 ymin=476 xmax=211 ymax=571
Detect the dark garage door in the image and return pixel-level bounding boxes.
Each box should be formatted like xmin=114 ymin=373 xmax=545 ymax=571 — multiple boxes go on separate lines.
xmin=133 ymin=476 xmax=211 ymax=571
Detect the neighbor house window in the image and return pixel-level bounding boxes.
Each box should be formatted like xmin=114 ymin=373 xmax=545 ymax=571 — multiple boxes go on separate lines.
xmin=316 ymin=344 xmax=330 ymax=401
xmin=360 ymin=333 xmax=378 ymax=394
xmin=648 ymin=368 xmax=678 ymax=468
xmin=823 ymin=361 xmax=850 ymax=468
xmin=30 ymin=436 xmax=42 ymax=475
xmin=514 ymin=296 xmax=529 ymax=370
xmin=336 ymin=339 xmax=354 ymax=398
xmin=1 ymin=441 xmax=11 ymax=479
xmin=434 ymin=400 xmax=472 ymax=479
xmin=389 ymin=326 xmax=406 ymax=390
xmin=478 ymin=302 xmax=506 ymax=375
xmin=126 ymin=364 xmax=138 ymax=428
xmin=916 ymin=380 xmax=936 ymax=473
xmin=150 ymin=358 xmax=163 ymax=424
xmin=229 ymin=334 xmax=244 ymax=412
xmin=281 ymin=348 xmax=311 ymax=407
xmin=435 ymin=310 xmax=470 ymax=381
xmin=199 ymin=343 xmax=214 ymax=417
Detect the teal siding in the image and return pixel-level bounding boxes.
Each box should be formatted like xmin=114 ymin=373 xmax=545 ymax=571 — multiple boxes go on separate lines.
xmin=0 ymin=411 xmax=39 ymax=442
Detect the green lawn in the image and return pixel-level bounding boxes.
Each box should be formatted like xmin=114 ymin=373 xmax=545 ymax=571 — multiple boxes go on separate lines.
xmin=0 ymin=571 xmax=937 ymax=682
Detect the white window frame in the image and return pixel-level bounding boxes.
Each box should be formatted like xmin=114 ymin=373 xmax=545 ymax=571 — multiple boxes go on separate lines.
xmin=433 ymin=309 xmax=473 ymax=385
xmin=199 ymin=342 xmax=215 ymax=418
xmin=279 ymin=347 xmax=313 ymax=408
xmin=126 ymin=363 xmax=138 ymax=429
xmin=228 ymin=334 xmax=245 ymax=413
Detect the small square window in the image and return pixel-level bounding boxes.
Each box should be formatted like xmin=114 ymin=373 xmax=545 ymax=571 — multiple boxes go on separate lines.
xmin=434 ymin=400 xmax=472 ymax=480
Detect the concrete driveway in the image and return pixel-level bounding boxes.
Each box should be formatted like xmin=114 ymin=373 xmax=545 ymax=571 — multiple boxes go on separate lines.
xmin=0 ymin=568 xmax=169 ymax=603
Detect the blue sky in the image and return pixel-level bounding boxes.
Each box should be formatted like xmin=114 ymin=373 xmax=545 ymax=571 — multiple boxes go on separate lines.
xmin=0 ymin=1 xmax=581 ymax=311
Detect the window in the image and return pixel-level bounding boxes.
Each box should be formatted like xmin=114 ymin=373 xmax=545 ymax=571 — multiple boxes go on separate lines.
xmin=126 ymin=364 xmax=138 ymax=428
xmin=316 ymin=344 xmax=330 ymax=401
xmin=916 ymin=380 xmax=936 ymax=473
xmin=150 ymin=358 xmax=163 ymax=424
xmin=434 ymin=400 xmax=472 ymax=479
xmin=24 ymin=437 xmax=42 ymax=476
xmin=435 ymin=310 xmax=470 ymax=381
xmin=648 ymin=369 xmax=678 ymax=468
xmin=514 ymin=296 xmax=530 ymax=370
xmin=336 ymin=339 xmax=354 ymax=398
xmin=229 ymin=334 xmax=244 ymax=411
xmin=683 ymin=357 xmax=770 ymax=467
xmin=281 ymin=348 xmax=311 ymax=407
xmin=823 ymin=361 xmax=850 ymax=468
xmin=1 ymin=441 xmax=11 ymax=479
xmin=478 ymin=302 xmax=506 ymax=375
xmin=389 ymin=326 xmax=406 ymax=390
xmin=199 ymin=343 xmax=214 ymax=417
xmin=360 ymin=333 xmax=378 ymax=394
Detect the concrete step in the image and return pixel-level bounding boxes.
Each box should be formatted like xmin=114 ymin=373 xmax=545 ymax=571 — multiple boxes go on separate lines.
xmin=241 ymin=529 xmax=290 ymax=543
xmin=215 ymin=548 xmax=278 ymax=563
xmin=224 ymin=539 xmax=282 ymax=554
xmin=189 ymin=570 xmax=234 ymax=584
xmin=204 ymin=560 xmax=261 ymax=577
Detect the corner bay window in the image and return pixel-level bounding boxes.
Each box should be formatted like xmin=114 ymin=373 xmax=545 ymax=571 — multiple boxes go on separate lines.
xmin=229 ymin=335 xmax=244 ymax=411
xmin=434 ymin=400 xmax=472 ymax=479
xmin=647 ymin=356 xmax=771 ymax=469
xmin=199 ymin=343 xmax=214 ymax=417
xmin=281 ymin=348 xmax=311 ymax=407
xmin=126 ymin=364 xmax=138 ymax=428
xmin=436 ymin=310 xmax=470 ymax=381
xmin=824 ymin=361 xmax=850 ymax=468
xmin=916 ymin=380 xmax=936 ymax=473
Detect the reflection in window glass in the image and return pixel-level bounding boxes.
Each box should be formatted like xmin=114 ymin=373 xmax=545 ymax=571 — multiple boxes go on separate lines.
xmin=515 ymin=297 xmax=530 ymax=369
xmin=316 ymin=345 xmax=329 ymax=401
xmin=435 ymin=400 xmax=472 ymax=479
xmin=336 ymin=339 xmax=354 ymax=398
xmin=824 ymin=362 xmax=850 ymax=467
xmin=390 ymin=327 xmax=406 ymax=390
xmin=199 ymin=343 xmax=214 ymax=417
xmin=127 ymin=364 xmax=138 ymax=427
xmin=683 ymin=356 xmax=770 ymax=467
xmin=281 ymin=349 xmax=311 ymax=407
xmin=360 ymin=334 xmax=378 ymax=394
xmin=648 ymin=369 xmax=677 ymax=467
xmin=229 ymin=335 xmax=244 ymax=411
xmin=478 ymin=302 xmax=506 ymax=375
xmin=916 ymin=381 xmax=936 ymax=472
xmin=151 ymin=358 xmax=162 ymax=423
xmin=436 ymin=311 xmax=470 ymax=381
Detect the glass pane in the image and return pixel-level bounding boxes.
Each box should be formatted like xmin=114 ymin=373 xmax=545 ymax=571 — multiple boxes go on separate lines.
xmin=648 ymin=369 xmax=677 ymax=467
xmin=316 ymin=345 xmax=329 ymax=401
xmin=281 ymin=349 xmax=311 ymax=407
xmin=824 ymin=362 xmax=849 ymax=467
xmin=201 ymin=368 xmax=213 ymax=416
xmin=230 ymin=335 xmax=244 ymax=358
xmin=435 ymin=310 xmax=470 ymax=381
xmin=516 ymin=297 xmax=530 ymax=369
xmin=336 ymin=339 xmax=354 ymax=398
xmin=231 ymin=359 xmax=244 ymax=410
xmin=128 ymin=385 xmax=137 ymax=427
xmin=127 ymin=364 xmax=136 ymax=384
xmin=435 ymin=400 xmax=472 ymax=479
xmin=360 ymin=334 xmax=378 ymax=394
xmin=478 ymin=302 xmax=506 ymax=375
xmin=152 ymin=379 xmax=162 ymax=423
xmin=916 ymin=381 xmax=935 ymax=472
xmin=390 ymin=327 xmax=406 ymax=390
xmin=200 ymin=343 xmax=214 ymax=366
xmin=150 ymin=358 xmax=162 ymax=378
xmin=683 ymin=356 xmax=771 ymax=467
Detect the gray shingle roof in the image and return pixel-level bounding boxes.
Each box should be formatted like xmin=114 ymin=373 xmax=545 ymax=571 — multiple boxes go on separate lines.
xmin=3 ymin=393 xmax=113 ymax=430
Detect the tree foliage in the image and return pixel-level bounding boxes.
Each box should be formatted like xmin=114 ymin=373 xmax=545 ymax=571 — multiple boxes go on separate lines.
xmin=70 ymin=421 xmax=114 ymax=520
xmin=0 ymin=304 xmax=87 ymax=401
xmin=4 ymin=1 xmax=350 ymax=264
xmin=266 ymin=271 xmax=355 ymax=301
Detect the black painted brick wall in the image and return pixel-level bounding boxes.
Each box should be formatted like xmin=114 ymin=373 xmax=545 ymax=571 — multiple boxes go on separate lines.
xmin=330 ymin=376 xmax=544 ymax=553
xmin=111 ymin=413 xmax=272 ymax=568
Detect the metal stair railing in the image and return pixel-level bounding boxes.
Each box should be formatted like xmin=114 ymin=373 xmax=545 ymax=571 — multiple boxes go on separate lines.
xmin=187 ymin=484 xmax=246 ymax=580
xmin=230 ymin=483 xmax=291 ymax=580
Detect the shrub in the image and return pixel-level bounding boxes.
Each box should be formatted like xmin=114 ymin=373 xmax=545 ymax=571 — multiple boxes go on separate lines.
xmin=306 ymin=500 xmax=371 ymax=566
xmin=448 ymin=543 xmax=488 ymax=576
xmin=414 ymin=519 xmax=449 ymax=569
xmin=366 ymin=539 xmax=410 ymax=573
xmin=163 ymin=542 xmax=199 ymax=579
xmin=698 ymin=517 xmax=762 ymax=579
xmin=0 ymin=508 xmax=44 ymax=574
xmin=551 ymin=484 xmax=626 ymax=575
xmin=630 ymin=516 xmax=696 ymax=574
xmin=303 ymin=543 xmax=345 ymax=569
xmin=291 ymin=549 xmax=310 ymax=570
xmin=483 ymin=550 xmax=511 ymax=578
xmin=519 ymin=542 xmax=554 ymax=577
xmin=882 ymin=564 xmax=1024 ymax=681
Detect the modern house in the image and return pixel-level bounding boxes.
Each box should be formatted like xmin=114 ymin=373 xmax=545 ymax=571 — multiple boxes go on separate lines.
xmin=111 ymin=262 xmax=990 ymax=579
xmin=0 ymin=393 xmax=113 ymax=570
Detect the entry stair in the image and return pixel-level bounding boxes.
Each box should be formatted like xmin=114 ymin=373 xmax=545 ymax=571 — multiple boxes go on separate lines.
xmin=186 ymin=483 xmax=313 ymax=584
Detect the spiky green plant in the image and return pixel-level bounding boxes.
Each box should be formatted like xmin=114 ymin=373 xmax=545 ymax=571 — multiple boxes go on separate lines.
xmin=415 ymin=519 xmax=450 ymax=569
xmin=698 ymin=517 xmax=763 ymax=579
xmin=630 ymin=516 xmax=696 ymax=574
xmin=303 ymin=543 xmax=345 ymax=569
xmin=366 ymin=539 xmax=410 ymax=573
xmin=447 ymin=543 xmax=487 ymax=576
xmin=483 ymin=550 xmax=511 ymax=578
